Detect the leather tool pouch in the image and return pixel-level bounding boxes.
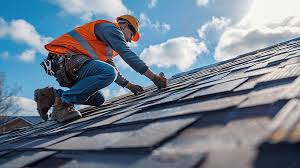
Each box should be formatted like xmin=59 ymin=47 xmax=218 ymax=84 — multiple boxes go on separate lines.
xmin=41 ymin=52 xmax=91 ymax=88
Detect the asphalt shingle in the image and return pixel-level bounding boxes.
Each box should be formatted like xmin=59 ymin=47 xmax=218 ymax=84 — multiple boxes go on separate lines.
xmin=1 ymin=37 xmax=300 ymax=167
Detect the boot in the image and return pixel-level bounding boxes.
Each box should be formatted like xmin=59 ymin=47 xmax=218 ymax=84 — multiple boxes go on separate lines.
xmin=51 ymin=97 xmax=82 ymax=122
xmin=34 ymin=86 xmax=55 ymax=121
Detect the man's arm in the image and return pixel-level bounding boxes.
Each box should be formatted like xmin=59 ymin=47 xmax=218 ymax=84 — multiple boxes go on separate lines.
xmin=94 ymin=23 xmax=167 ymax=90
xmin=94 ymin=23 xmax=148 ymax=74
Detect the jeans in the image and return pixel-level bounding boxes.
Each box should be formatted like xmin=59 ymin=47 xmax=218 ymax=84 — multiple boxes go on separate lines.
xmin=54 ymin=59 xmax=117 ymax=106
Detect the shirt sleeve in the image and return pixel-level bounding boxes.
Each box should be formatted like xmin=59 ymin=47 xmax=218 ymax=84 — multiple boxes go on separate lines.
xmin=94 ymin=23 xmax=149 ymax=74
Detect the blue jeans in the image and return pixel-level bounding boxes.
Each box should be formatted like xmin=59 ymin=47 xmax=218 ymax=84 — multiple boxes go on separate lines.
xmin=54 ymin=59 xmax=117 ymax=106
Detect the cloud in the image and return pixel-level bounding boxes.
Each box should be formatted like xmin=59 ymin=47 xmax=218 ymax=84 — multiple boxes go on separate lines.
xmin=101 ymin=88 xmax=111 ymax=99
xmin=4 ymin=96 xmax=38 ymax=116
xmin=19 ymin=49 xmax=36 ymax=63
xmin=148 ymin=0 xmax=157 ymax=8
xmin=111 ymin=88 xmax=128 ymax=97
xmin=14 ymin=97 xmax=38 ymax=116
xmin=139 ymin=13 xmax=171 ymax=33
xmin=214 ymin=0 xmax=300 ymax=61
xmin=140 ymin=37 xmax=208 ymax=71
xmin=9 ymin=20 xmax=48 ymax=53
xmin=196 ymin=0 xmax=209 ymax=7
xmin=102 ymin=87 xmax=128 ymax=99
xmin=198 ymin=16 xmax=231 ymax=39
xmin=53 ymin=0 xmax=131 ymax=21
xmin=0 ymin=17 xmax=52 ymax=63
xmin=0 ymin=18 xmax=8 ymax=37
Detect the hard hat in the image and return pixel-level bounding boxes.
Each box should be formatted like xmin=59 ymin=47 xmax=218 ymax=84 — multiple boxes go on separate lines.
xmin=116 ymin=15 xmax=140 ymax=41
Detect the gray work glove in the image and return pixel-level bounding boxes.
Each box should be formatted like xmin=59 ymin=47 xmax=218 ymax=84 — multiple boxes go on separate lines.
xmin=152 ymin=72 xmax=168 ymax=89
xmin=127 ymin=84 xmax=144 ymax=95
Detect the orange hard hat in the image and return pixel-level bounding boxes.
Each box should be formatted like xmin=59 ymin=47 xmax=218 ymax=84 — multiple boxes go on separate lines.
xmin=116 ymin=15 xmax=140 ymax=41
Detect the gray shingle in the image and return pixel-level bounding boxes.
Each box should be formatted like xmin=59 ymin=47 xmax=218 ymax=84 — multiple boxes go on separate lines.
xmin=184 ymin=78 xmax=248 ymax=99
xmin=32 ymin=152 xmax=147 ymax=168
xmin=2 ymin=36 xmax=300 ymax=168
xmin=233 ymin=75 xmax=263 ymax=91
xmin=47 ymin=123 xmax=147 ymax=151
xmin=157 ymin=115 xmax=270 ymax=155
xmin=108 ymin=117 xmax=199 ymax=150
xmin=117 ymin=94 xmax=246 ymax=124
xmin=199 ymin=148 xmax=256 ymax=168
xmin=246 ymin=62 xmax=269 ymax=72
xmin=269 ymin=99 xmax=300 ymax=143
xmin=0 ymin=151 xmax=55 ymax=168
xmin=256 ymin=64 xmax=300 ymax=84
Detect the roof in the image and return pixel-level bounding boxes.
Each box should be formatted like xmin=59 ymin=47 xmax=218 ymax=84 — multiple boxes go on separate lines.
xmin=1 ymin=37 xmax=300 ymax=167
xmin=0 ymin=116 xmax=43 ymax=126
xmin=18 ymin=116 xmax=44 ymax=125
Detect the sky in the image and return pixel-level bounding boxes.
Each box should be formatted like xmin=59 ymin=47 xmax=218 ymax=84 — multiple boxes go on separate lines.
xmin=1 ymin=0 xmax=300 ymax=116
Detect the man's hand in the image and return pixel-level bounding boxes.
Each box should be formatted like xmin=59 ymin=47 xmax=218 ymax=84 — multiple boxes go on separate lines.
xmin=152 ymin=73 xmax=168 ymax=89
xmin=144 ymin=69 xmax=168 ymax=89
xmin=126 ymin=82 xmax=144 ymax=95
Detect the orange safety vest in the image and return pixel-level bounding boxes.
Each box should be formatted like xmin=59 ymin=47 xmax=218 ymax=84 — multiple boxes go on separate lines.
xmin=45 ymin=20 xmax=119 ymax=61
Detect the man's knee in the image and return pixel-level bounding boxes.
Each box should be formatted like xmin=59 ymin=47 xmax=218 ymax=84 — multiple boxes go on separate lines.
xmin=106 ymin=65 xmax=118 ymax=84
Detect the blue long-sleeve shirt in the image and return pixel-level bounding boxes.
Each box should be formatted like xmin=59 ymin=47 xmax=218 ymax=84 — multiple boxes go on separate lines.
xmin=94 ymin=23 xmax=149 ymax=87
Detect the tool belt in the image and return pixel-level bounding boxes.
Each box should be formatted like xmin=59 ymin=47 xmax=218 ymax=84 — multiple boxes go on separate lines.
xmin=41 ymin=52 xmax=91 ymax=87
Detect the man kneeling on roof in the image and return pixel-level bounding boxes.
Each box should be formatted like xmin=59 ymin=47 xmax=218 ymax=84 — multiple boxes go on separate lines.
xmin=34 ymin=15 xmax=168 ymax=122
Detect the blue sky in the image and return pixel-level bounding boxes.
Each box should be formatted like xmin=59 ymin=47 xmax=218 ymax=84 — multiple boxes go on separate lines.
xmin=1 ymin=0 xmax=300 ymax=115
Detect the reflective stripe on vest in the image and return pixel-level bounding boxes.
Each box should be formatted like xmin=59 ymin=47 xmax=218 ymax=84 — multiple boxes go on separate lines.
xmin=67 ymin=30 xmax=98 ymax=59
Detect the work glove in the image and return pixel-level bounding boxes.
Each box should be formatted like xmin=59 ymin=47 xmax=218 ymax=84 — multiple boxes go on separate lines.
xmin=152 ymin=72 xmax=168 ymax=89
xmin=127 ymin=84 xmax=144 ymax=95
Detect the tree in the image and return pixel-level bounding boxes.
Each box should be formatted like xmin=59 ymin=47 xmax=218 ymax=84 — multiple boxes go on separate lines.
xmin=0 ymin=73 xmax=21 ymax=132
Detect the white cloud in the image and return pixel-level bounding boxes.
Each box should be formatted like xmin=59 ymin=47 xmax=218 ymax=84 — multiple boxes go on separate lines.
xmin=215 ymin=0 xmax=300 ymax=61
xmin=0 ymin=17 xmax=52 ymax=63
xmin=140 ymin=13 xmax=171 ymax=33
xmin=101 ymin=87 xmax=129 ymax=100
xmin=148 ymin=0 xmax=157 ymax=8
xmin=14 ymin=97 xmax=37 ymax=116
xmin=111 ymin=88 xmax=128 ymax=97
xmin=19 ymin=49 xmax=36 ymax=63
xmin=9 ymin=20 xmax=46 ymax=52
xmin=0 ymin=18 xmax=8 ymax=37
xmin=140 ymin=37 xmax=208 ymax=71
xmin=53 ymin=0 xmax=131 ymax=21
xmin=4 ymin=96 xmax=38 ymax=116
xmin=196 ymin=0 xmax=209 ymax=7
xmin=198 ymin=16 xmax=231 ymax=39
xmin=101 ymin=88 xmax=111 ymax=99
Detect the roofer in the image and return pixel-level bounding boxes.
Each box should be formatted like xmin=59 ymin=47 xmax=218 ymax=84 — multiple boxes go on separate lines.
xmin=34 ymin=15 xmax=168 ymax=122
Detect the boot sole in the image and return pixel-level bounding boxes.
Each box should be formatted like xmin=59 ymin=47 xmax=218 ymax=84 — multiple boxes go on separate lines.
xmin=34 ymin=90 xmax=49 ymax=121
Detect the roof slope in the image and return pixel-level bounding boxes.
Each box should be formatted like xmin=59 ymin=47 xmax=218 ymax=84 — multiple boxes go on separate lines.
xmin=0 ymin=116 xmax=43 ymax=126
xmin=1 ymin=37 xmax=300 ymax=167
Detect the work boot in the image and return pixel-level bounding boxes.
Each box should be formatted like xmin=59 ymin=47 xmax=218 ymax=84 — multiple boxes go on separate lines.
xmin=51 ymin=97 xmax=82 ymax=122
xmin=34 ymin=86 xmax=55 ymax=121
